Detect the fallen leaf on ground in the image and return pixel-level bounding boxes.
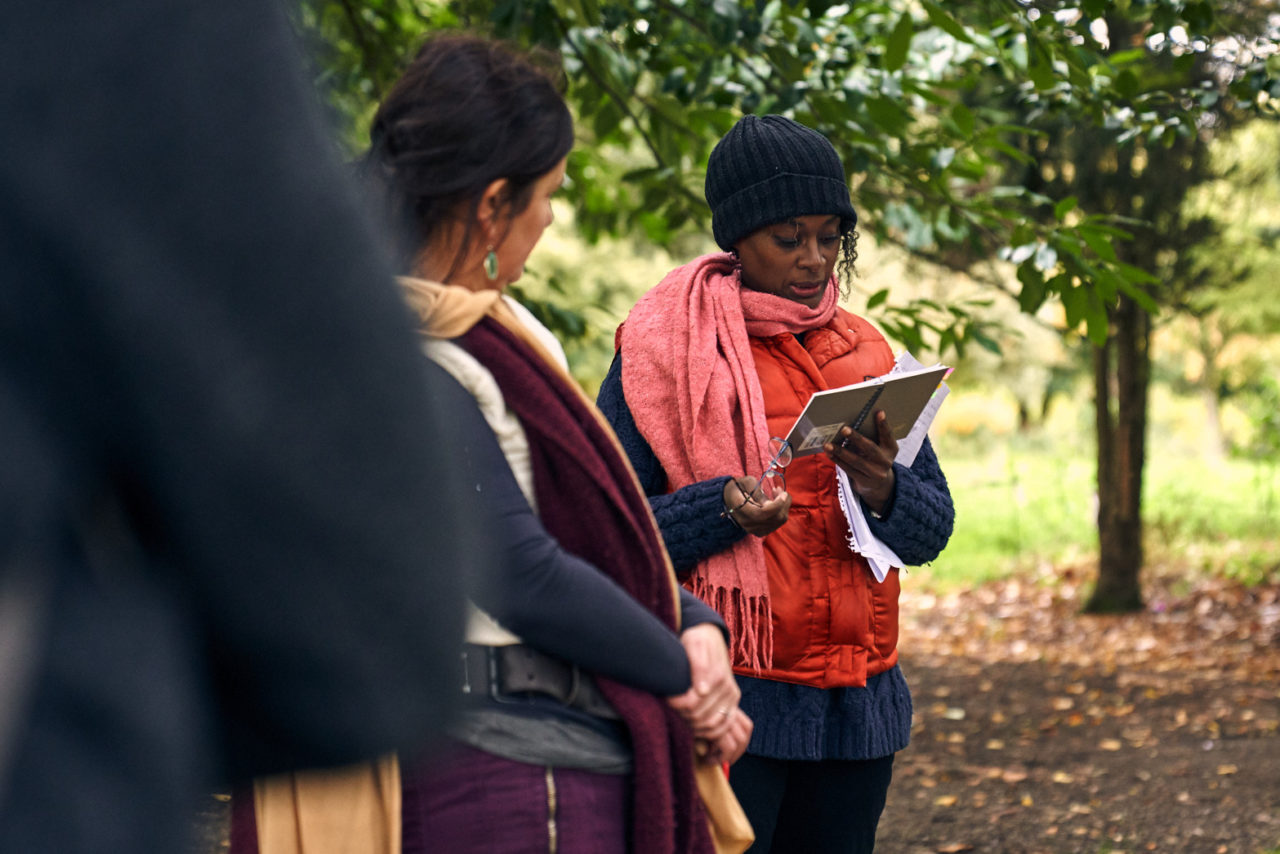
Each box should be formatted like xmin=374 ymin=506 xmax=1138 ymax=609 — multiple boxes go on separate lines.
xmin=1002 ymin=766 xmax=1029 ymax=784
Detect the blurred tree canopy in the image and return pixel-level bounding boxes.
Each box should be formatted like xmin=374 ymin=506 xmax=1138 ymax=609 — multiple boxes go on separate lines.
xmin=1175 ymin=121 xmax=1280 ymax=457
xmin=293 ymin=0 xmax=1280 ymax=610
xmin=297 ymin=0 xmax=1278 ymax=350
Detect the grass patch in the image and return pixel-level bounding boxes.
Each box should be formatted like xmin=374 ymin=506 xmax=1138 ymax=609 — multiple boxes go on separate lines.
xmin=914 ymin=434 xmax=1097 ymax=591
xmin=915 ymin=432 xmax=1280 ymax=594
xmin=1144 ymin=456 xmax=1280 ymax=586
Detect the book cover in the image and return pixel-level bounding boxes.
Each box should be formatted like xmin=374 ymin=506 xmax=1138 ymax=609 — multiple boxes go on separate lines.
xmin=783 ymin=363 xmax=951 ymax=457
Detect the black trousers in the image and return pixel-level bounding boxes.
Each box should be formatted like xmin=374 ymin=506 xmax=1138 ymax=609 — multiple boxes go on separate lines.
xmin=730 ymin=753 xmax=895 ymax=853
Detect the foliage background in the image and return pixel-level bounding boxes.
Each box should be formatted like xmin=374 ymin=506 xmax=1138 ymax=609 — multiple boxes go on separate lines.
xmin=291 ymin=0 xmax=1280 ymax=603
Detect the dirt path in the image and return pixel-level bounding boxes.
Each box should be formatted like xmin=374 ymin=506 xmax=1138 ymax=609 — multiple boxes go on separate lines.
xmin=878 ymin=572 xmax=1280 ymax=854
xmin=192 ymin=571 xmax=1280 ymax=854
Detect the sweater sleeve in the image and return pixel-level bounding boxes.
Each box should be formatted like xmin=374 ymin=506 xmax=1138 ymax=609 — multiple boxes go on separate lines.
xmin=864 ymin=436 xmax=955 ymax=566
xmin=597 ymin=351 xmax=747 ymax=579
xmin=680 ymin=588 xmax=728 ymax=641
xmin=447 ymin=369 xmax=692 ymax=697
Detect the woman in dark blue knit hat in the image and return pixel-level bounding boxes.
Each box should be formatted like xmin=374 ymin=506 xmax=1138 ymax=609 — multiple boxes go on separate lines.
xmin=598 ymin=115 xmax=955 ymax=853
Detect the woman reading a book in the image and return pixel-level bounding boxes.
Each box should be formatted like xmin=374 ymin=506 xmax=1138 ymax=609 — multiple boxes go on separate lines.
xmin=597 ymin=115 xmax=955 ymax=853
xmin=231 ymin=34 xmax=751 ymax=854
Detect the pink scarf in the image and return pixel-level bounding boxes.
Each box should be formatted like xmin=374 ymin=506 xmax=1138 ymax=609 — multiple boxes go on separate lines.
xmin=618 ymin=252 xmax=838 ymax=670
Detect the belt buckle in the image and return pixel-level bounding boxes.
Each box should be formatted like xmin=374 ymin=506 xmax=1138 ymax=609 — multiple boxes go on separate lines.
xmin=483 ymin=645 xmax=584 ymax=708
xmin=485 ymin=646 xmax=524 ymax=706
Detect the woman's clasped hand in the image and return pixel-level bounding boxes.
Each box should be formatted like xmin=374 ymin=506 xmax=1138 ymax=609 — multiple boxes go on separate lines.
xmin=668 ymin=623 xmax=752 ymax=765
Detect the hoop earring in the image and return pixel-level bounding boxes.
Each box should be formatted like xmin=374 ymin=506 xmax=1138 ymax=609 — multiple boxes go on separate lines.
xmin=483 ymin=247 xmax=500 ymax=281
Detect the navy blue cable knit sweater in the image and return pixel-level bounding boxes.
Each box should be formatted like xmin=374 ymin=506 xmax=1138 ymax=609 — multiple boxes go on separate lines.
xmin=597 ymin=352 xmax=956 ymax=760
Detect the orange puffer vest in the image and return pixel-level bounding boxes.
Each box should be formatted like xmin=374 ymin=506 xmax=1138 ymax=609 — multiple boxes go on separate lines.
xmin=742 ymin=307 xmax=899 ymax=689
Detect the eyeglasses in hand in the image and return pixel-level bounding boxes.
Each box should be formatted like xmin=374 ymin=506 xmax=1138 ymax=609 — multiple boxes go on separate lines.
xmin=724 ymin=437 xmax=793 ymax=518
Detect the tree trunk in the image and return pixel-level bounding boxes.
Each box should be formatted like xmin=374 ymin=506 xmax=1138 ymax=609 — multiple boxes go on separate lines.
xmin=1086 ymin=295 xmax=1149 ymax=613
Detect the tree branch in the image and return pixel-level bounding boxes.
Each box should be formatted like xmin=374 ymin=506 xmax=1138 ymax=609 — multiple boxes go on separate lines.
xmin=550 ymin=12 xmax=702 ymax=208
xmin=336 ymin=0 xmax=377 ymax=68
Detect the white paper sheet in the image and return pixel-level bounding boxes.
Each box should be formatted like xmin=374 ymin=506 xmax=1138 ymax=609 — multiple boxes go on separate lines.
xmin=833 ymin=351 xmax=950 ymax=580
xmin=887 ymin=352 xmax=950 ymax=468
xmin=835 ymin=468 xmax=902 ymax=583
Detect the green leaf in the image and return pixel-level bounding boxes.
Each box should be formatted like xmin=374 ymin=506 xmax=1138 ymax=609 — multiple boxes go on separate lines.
xmin=1054 ymin=195 xmax=1078 ymax=220
xmin=866 ymin=288 xmax=890 ymax=310
xmin=1116 ymin=278 xmax=1160 ymax=313
xmin=1114 ymin=261 xmax=1160 ymax=285
xmin=1010 ymin=224 xmax=1036 ymax=247
xmin=1116 ymin=68 xmax=1140 ymax=99
xmin=1060 ymin=281 xmax=1088 ymax=329
xmin=922 ymin=2 xmax=973 ymax=44
xmin=864 ymin=95 xmax=911 ymax=136
xmin=1094 ymin=270 xmax=1119 ymax=303
xmin=1084 ymin=288 xmax=1109 ymax=346
xmin=592 ymin=99 xmax=625 ymax=140
xmin=968 ymin=327 xmax=1002 ymax=355
xmin=1184 ymin=2 xmax=1214 ymax=33
xmin=1079 ymin=227 xmax=1118 ymax=262
xmin=1109 ymin=48 xmax=1146 ymax=66
xmin=1016 ymin=264 xmax=1047 ymax=313
xmin=950 ymin=102 xmax=974 ymax=137
xmin=1028 ymin=42 xmax=1056 ymax=91
xmin=983 ymin=139 xmax=1035 ymax=165
xmin=1081 ymin=0 xmax=1108 ymax=18
xmin=884 ymin=11 xmax=914 ymax=73
xmin=938 ymin=327 xmax=959 ymax=357
xmin=810 ymin=93 xmax=851 ymax=126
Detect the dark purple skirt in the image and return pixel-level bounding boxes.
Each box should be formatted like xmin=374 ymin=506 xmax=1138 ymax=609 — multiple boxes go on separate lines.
xmin=400 ymin=742 xmax=631 ymax=854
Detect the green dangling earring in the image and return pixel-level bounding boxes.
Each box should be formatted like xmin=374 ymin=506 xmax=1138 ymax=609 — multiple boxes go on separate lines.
xmin=484 ymin=246 xmax=500 ymax=281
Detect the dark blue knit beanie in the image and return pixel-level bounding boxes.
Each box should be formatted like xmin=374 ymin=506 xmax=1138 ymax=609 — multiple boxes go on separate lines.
xmin=705 ymin=114 xmax=858 ymax=251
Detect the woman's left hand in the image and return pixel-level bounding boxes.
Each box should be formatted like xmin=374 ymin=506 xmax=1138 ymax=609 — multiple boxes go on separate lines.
xmin=668 ymin=623 xmax=740 ymax=740
xmin=824 ymin=411 xmax=898 ymax=516
xmin=697 ymin=709 xmax=753 ymax=766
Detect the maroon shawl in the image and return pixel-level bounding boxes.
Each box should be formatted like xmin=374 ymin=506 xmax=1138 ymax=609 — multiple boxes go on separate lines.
xmin=458 ymin=316 xmax=712 ymax=854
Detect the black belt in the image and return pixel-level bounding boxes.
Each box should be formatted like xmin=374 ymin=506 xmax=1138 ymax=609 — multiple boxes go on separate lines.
xmin=460 ymin=643 xmax=619 ymax=720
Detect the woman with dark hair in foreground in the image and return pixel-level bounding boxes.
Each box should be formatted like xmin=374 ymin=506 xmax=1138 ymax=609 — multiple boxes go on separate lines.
xmin=233 ymin=34 xmax=751 ymax=854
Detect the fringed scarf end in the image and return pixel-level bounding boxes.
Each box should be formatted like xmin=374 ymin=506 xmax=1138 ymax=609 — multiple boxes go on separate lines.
xmin=687 ymin=578 xmax=773 ymax=673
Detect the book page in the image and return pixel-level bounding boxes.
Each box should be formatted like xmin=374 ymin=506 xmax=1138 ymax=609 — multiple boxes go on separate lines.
xmin=783 ymin=362 xmax=950 ymax=458
xmin=786 ymin=380 xmax=884 ymax=454
xmin=889 ymin=352 xmax=951 ymax=467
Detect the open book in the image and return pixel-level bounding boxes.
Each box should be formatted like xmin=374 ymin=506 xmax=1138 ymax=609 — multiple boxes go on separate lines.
xmin=783 ymin=358 xmax=951 ymax=461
